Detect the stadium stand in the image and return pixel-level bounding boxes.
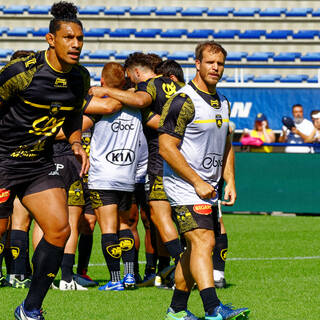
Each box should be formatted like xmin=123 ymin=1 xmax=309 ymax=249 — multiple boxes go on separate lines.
xmin=259 ymin=8 xmax=286 ymax=17
xmin=207 ymin=7 xmax=234 ymax=16
xmin=180 ymin=7 xmax=208 ymax=16
xmin=78 ymin=6 xmax=105 ymax=15
xmin=233 ymin=7 xmax=260 ymax=16
xmin=129 ymin=6 xmax=156 ymax=15
xmin=84 ymin=28 xmax=110 ymax=37
xmin=3 ymin=5 xmax=29 ymax=14
xmin=27 ymin=5 xmax=51 ymax=14
xmin=104 ymin=6 xmax=130 ymax=15
xmin=155 ymin=7 xmax=182 ymax=16
xmin=285 ymin=8 xmax=313 ymax=16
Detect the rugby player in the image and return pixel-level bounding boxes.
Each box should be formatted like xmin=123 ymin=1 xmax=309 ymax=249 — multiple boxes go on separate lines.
xmin=158 ymin=41 xmax=250 ymax=320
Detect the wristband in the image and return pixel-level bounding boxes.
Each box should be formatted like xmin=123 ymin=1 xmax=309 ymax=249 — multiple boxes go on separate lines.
xmin=71 ymin=141 xmax=82 ymax=147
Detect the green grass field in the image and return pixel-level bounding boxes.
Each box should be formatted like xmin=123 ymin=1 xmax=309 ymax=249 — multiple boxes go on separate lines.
xmin=1 ymin=214 xmax=320 ymax=320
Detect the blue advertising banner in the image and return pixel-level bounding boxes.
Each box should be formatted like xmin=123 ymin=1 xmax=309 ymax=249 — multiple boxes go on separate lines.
xmin=218 ymin=87 xmax=320 ymax=130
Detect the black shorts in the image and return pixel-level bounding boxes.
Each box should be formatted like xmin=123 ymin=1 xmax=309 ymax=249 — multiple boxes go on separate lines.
xmin=82 ymin=179 xmax=94 ymax=215
xmin=0 ymin=170 xmax=65 ymax=218
xmin=132 ymin=183 xmax=149 ymax=212
xmin=90 ymin=190 xmax=132 ymax=212
xmin=147 ymin=174 xmax=168 ymax=202
xmin=172 ymin=204 xmax=220 ymax=235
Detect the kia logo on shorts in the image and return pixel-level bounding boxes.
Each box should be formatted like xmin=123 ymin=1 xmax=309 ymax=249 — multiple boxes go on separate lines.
xmin=106 ymin=149 xmax=135 ymax=166
xmin=111 ymin=119 xmax=134 ymax=132
xmin=202 ymin=153 xmax=223 ymax=169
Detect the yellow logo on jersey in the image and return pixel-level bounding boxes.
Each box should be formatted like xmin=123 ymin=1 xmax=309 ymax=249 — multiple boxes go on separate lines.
xmin=120 ymin=238 xmax=134 ymax=251
xmin=25 ymin=58 xmax=36 ymax=68
xmin=0 ymin=243 xmax=4 ymax=255
xmin=54 ymin=78 xmax=67 ymax=88
xmin=221 ymin=249 xmax=228 ymax=261
xmin=29 ymin=116 xmax=65 ymax=136
xmin=47 ymin=273 xmax=56 ymax=278
xmin=211 ymin=100 xmax=219 ymax=109
xmin=11 ymin=247 xmax=20 ymax=260
xmin=162 ymin=82 xmax=177 ymax=98
xmin=106 ymin=245 xmax=122 ymax=259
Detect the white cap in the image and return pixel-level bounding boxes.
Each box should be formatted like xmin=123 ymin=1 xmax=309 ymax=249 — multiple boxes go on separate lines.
xmin=312 ymin=112 xmax=320 ymax=119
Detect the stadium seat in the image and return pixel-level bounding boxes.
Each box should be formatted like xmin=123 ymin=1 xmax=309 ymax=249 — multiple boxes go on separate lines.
xmin=147 ymin=50 xmax=169 ymax=58
xmin=226 ymin=52 xmax=248 ymax=61
xmin=213 ymin=30 xmax=240 ymax=39
xmin=0 ymin=27 xmax=9 ymax=36
xmin=307 ymin=75 xmax=319 ymax=83
xmin=238 ymin=30 xmax=266 ymax=39
xmin=32 ymin=28 xmax=49 ymax=36
xmin=7 ymin=28 xmax=32 ymax=37
xmin=312 ymin=8 xmax=320 ymax=16
xmin=259 ymin=8 xmax=286 ymax=16
xmin=3 ymin=5 xmax=29 ymax=14
xmin=300 ymin=52 xmax=320 ymax=62
xmin=181 ymin=7 xmax=208 ymax=16
xmin=104 ymin=6 xmax=131 ymax=15
xmin=78 ymin=6 xmax=105 ymax=15
xmin=114 ymin=50 xmax=137 ymax=59
xmin=167 ymin=51 xmax=194 ymax=60
xmin=247 ymin=52 xmax=275 ymax=61
xmin=265 ymin=30 xmax=293 ymax=39
xmin=286 ymin=8 xmax=313 ymax=17
xmin=28 ymin=5 xmax=51 ymax=14
xmin=207 ymin=7 xmax=234 ymax=16
xmin=160 ymin=29 xmax=188 ymax=38
xmin=187 ymin=29 xmax=214 ymax=39
xmin=134 ymin=29 xmax=162 ymax=38
xmin=280 ymin=75 xmax=309 ymax=83
xmin=88 ymin=50 xmax=116 ymax=59
xmin=84 ymin=28 xmax=110 ymax=37
xmin=109 ymin=28 xmax=136 ymax=37
xmin=0 ymin=49 xmax=13 ymax=58
xmin=129 ymin=6 xmax=156 ymax=15
xmin=292 ymin=30 xmax=319 ymax=39
xmin=253 ymin=74 xmax=281 ymax=82
xmin=155 ymin=7 xmax=182 ymax=16
xmin=233 ymin=8 xmax=260 ymax=16
xmin=226 ymin=74 xmax=254 ymax=82
xmin=80 ymin=50 xmax=91 ymax=59
xmin=273 ymin=52 xmax=301 ymax=62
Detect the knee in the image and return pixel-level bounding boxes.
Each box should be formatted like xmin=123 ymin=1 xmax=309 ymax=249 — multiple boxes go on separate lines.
xmin=45 ymin=223 xmax=71 ymax=246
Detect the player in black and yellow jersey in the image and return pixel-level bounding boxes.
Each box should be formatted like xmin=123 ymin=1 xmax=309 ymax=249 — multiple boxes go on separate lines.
xmin=0 ymin=2 xmax=90 ymax=319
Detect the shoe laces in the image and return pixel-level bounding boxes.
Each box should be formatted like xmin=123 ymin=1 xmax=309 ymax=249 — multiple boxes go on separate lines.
xmin=222 ymin=303 xmax=236 ymax=310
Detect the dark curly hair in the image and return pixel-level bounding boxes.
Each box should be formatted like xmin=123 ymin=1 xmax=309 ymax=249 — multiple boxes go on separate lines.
xmin=124 ymin=52 xmax=154 ymax=71
xmin=49 ymin=1 xmax=82 ymax=34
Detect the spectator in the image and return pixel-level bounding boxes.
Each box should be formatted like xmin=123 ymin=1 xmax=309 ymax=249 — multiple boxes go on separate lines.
xmin=279 ymin=104 xmax=314 ymax=153
xmin=301 ymin=110 xmax=320 ymax=153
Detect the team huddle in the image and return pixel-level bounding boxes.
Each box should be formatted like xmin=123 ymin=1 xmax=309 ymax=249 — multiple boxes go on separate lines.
xmin=0 ymin=2 xmax=250 ymax=320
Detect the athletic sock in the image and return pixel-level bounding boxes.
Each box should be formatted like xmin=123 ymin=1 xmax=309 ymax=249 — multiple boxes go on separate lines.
xmin=213 ymin=233 xmax=228 ymax=280
xmin=101 ymin=233 xmax=121 ymax=282
xmin=118 ymin=229 xmax=135 ymax=275
xmin=77 ymin=233 xmax=93 ymax=275
xmin=26 ymin=231 xmax=32 ymax=277
xmin=61 ymin=253 xmax=75 ymax=282
xmin=170 ymin=288 xmax=191 ymax=313
xmin=24 ymin=237 xmax=64 ymax=311
xmin=200 ymin=287 xmax=220 ymax=315
xmin=157 ymin=256 xmax=170 ymax=272
xmin=145 ymin=252 xmax=157 ymax=275
xmin=164 ymin=238 xmax=183 ymax=266
xmin=8 ymin=230 xmax=29 ymax=276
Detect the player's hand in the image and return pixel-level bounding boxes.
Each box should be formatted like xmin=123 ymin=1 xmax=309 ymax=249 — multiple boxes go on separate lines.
xmin=262 ymin=120 xmax=267 ymax=129
xmin=89 ymin=86 xmax=109 ymax=98
xmin=71 ymin=143 xmax=90 ymax=177
xmin=194 ymin=180 xmax=216 ymax=200
xmin=221 ymin=183 xmax=236 ymax=206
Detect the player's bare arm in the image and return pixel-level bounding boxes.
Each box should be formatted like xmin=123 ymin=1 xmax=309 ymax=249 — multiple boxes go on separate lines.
xmin=84 ymin=96 xmax=122 ymax=115
xmin=159 ymin=133 xmax=216 ymax=199
xmin=221 ymin=135 xmax=236 ymax=206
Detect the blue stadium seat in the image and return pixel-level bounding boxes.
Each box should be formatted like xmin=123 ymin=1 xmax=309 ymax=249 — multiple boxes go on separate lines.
xmin=226 ymin=52 xmax=248 ymax=61
xmin=253 ymin=74 xmax=281 ymax=82
xmin=259 ymin=8 xmax=286 ymax=16
xmin=7 ymin=28 xmax=32 ymax=37
xmin=265 ymin=30 xmax=293 ymax=39
xmin=226 ymin=74 xmax=254 ymax=82
xmin=233 ymin=8 xmax=260 ymax=16
xmin=84 ymin=28 xmax=110 ymax=37
xmin=32 ymin=28 xmax=49 ymax=36
xmin=130 ymin=6 xmax=156 ymax=15
xmin=0 ymin=27 xmax=9 ymax=36
xmin=93 ymin=73 xmax=101 ymax=81
xmin=181 ymin=7 xmax=208 ymax=16
xmin=80 ymin=50 xmax=91 ymax=59
xmin=134 ymin=29 xmax=162 ymax=38
xmin=78 ymin=6 xmax=105 ymax=15
xmin=160 ymin=29 xmax=188 ymax=38
xmin=88 ymin=50 xmax=116 ymax=59
xmin=167 ymin=51 xmax=194 ymax=60
xmin=28 ymin=5 xmax=51 ymax=14
xmin=213 ymin=30 xmax=240 ymax=39
xmin=300 ymin=52 xmax=320 ymax=62
xmin=147 ymin=51 xmax=169 ymax=58
xmin=312 ymin=8 xmax=320 ymax=16
xmin=187 ymin=29 xmax=214 ymax=39
xmin=280 ymin=75 xmax=309 ymax=83
xmin=104 ymin=6 xmax=131 ymax=15
xmin=0 ymin=49 xmax=13 ymax=58
xmin=114 ymin=50 xmax=137 ymax=60
xmin=109 ymin=28 xmax=136 ymax=37
xmin=286 ymin=8 xmax=313 ymax=17
xmin=247 ymin=52 xmax=275 ymax=61
xmin=307 ymin=76 xmax=319 ymax=83
xmin=292 ymin=30 xmax=319 ymax=39
xmin=155 ymin=7 xmax=182 ymax=16
xmin=239 ymin=30 xmax=266 ymax=39
xmin=207 ymin=7 xmax=234 ymax=16
xmin=273 ymin=52 xmax=301 ymax=61
xmin=3 ymin=5 xmax=29 ymax=14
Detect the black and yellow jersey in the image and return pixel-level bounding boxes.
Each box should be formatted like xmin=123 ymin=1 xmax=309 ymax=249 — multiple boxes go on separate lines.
xmin=136 ymin=75 xmax=184 ymax=175
xmin=0 ymin=50 xmax=90 ymax=173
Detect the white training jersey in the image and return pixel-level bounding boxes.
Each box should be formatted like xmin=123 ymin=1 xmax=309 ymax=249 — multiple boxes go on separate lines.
xmin=88 ymin=107 xmax=143 ymax=192
xmin=135 ymin=131 xmax=148 ymax=183
xmin=160 ymin=83 xmax=229 ymax=206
